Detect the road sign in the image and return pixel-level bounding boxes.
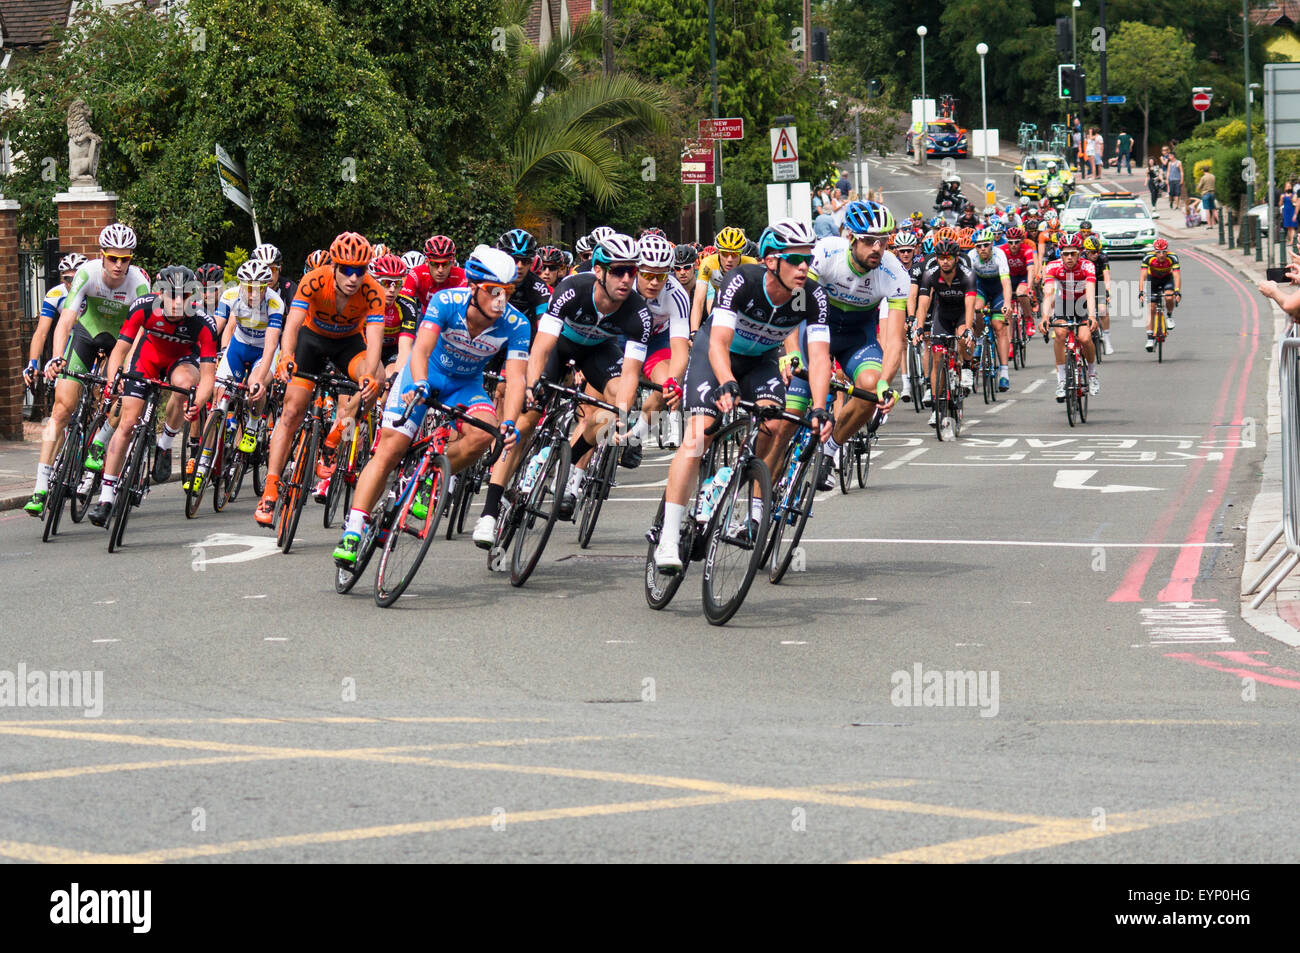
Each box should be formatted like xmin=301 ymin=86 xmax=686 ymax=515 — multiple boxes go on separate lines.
xmin=681 ymin=143 xmax=714 ymax=185
xmin=1085 ymin=94 xmax=1127 ymax=104
xmin=771 ymin=125 xmax=799 ymax=182
xmin=699 ymin=118 xmax=744 ymax=140
xmin=1193 ymin=91 xmax=1212 ymax=112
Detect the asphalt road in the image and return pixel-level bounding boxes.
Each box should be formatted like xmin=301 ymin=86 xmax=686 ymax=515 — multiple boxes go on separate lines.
xmin=0 ymin=176 xmax=1292 ymax=863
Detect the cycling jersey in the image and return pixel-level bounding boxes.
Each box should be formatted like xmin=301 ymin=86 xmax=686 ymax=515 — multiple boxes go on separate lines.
xmin=1000 ymin=241 xmax=1036 ymax=278
xmin=398 ymin=264 xmax=467 ymax=320
xmin=118 ymin=294 xmax=219 ymax=400
xmin=538 ymin=272 xmax=653 ymax=364
xmin=1084 ymin=251 xmax=1110 ymax=276
xmin=808 ymin=239 xmax=908 ymax=330
xmin=644 ymin=274 xmax=692 ymax=339
xmin=40 ymin=284 xmax=71 ymax=322
xmin=418 ymin=287 xmax=531 ymax=379
xmin=697 ymin=252 xmax=758 ymax=292
xmin=289 ymin=265 xmax=386 ymax=338
xmin=966 ymin=247 xmax=1010 ymax=281
xmin=1141 ymin=252 xmax=1179 ymax=278
xmin=1044 ymin=258 xmax=1096 ymax=319
xmin=709 ymin=264 xmax=830 ymax=357
xmin=215 ymin=286 xmax=286 ymax=347
xmin=509 ymin=272 xmax=552 ymax=325
xmin=917 ymin=257 xmax=976 ymax=333
xmin=64 ymin=260 xmax=153 ymax=339
xmin=381 ymin=297 xmax=419 ymax=353
xmin=1037 ymin=229 xmax=1061 ymax=264
xmin=272 ymin=277 xmax=297 ymax=310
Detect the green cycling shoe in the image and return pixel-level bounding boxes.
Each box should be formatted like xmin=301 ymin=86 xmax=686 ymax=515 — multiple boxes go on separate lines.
xmin=333 ymin=531 xmax=361 ymax=567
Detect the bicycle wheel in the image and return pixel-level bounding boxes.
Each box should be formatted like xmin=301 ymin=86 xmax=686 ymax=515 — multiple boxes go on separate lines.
xmin=42 ymin=418 xmax=83 ymax=542
xmin=1078 ymin=358 xmax=1089 ymax=424
xmin=107 ymin=427 xmax=148 ymax=553
xmin=278 ymin=419 xmax=319 ymax=554
xmin=701 ymin=456 xmax=771 ymax=625
xmin=510 ymin=437 xmax=570 ymax=587
xmin=336 ymin=499 xmax=387 ymax=594
xmin=70 ymin=467 xmax=99 ymax=524
xmin=981 ymin=343 xmax=993 ymax=404
xmin=769 ymin=449 xmax=820 ymax=584
xmin=948 ymin=366 xmax=964 ymax=438
xmin=323 ymin=432 xmax=352 ymax=528
xmin=375 ymin=452 xmax=448 ymax=607
xmin=1064 ymin=360 xmax=1078 ymax=427
xmin=933 ymin=369 xmax=947 ymax=442
xmin=907 ymin=344 xmax=925 ymax=413
xmin=186 ymin=411 xmax=223 ymax=519
xmin=856 ymin=433 xmax=870 ymax=488
xmin=225 ymin=418 xmax=250 ymax=505
xmin=578 ymin=442 xmax=620 ymax=549
xmin=837 ymin=436 xmax=854 ymax=495
xmin=214 ymin=419 xmax=239 ymax=512
xmin=644 ymin=493 xmax=698 ymax=610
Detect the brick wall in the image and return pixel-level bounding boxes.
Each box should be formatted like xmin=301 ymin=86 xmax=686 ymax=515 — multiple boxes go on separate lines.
xmin=0 ymin=203 xmax=22 ymax=439
xmin=56 ymin=199 xmax=119 ymax=258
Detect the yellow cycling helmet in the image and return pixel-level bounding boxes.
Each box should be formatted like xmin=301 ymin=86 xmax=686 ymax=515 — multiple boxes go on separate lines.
xmin=1082 ymin=234 xmax=1104 ymax=252
xmin=715 ymin=227 xmax=747 ymax=254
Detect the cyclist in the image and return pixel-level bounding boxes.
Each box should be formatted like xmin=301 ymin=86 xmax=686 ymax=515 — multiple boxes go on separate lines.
xmin=1139 ymin=237 xmax=1180 ymax=351
xmin=252 ymin=244 xmax=296 ymax=315
xmin=572 ymin=235 xmax=594 ymax=274
xmin=89 ymin=266 xmax=219 ymax=525
xmin=688 ymin=226 xmax=755 ymax=333
xmin=398 ymin=235 xmax=467 ymax=323
xmin=498 ymin=228 xmax=552 ymax=328
xmin=27 ymin=224 xmax=152 ymax=518
xmin=629 ymin=234 xmax=690 ymax=456
xmin=672 ymin=243 xmax=699 ymax=300
xmin=401 ymin=250 xmax=427 ymax=273
xmin=652 ymin=219 xmax=831 ymax=574
xmin=1040 ymin=232 xmax=1099 ymax=398
xmin=251 ymin=232 xmax=384 ymax=527
xmin=1000 ymin=225 xmax=1038 ymax=342
xmin=777 ymin=201 xmax=906 ymax=486
xmin=332 ymin=247 xmax=527 ymax=567
xmin=1082 ymin=234 xmax=1114 ymax=354
xmin=967 ymin=226 xmax=1015 ymax=391
xmin=536 ymin=245 xmax=566 ymax=290
xmin=915 ymin=237 xmax=976 ymax=425
xmin=24 ymin=253 xmax=87 ymax=392
xmin=304 ymin=249 xmax=330 ymax=275
xmin=196 ymin=263 xmax=225 ymax=333
xmin=472 ymin=234 xmax=653 ymax=544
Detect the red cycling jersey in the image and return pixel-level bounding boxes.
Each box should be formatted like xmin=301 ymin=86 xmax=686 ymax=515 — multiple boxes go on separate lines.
xmin=118 ymin=294 xmax=220 ymax=369
xmin=1001 ymin=241 xmax=1036 ymax=277
xmin=1043 ymin=258 xmax=1096 ymax=301
xmin=398 ymin=265 xmax=467 ymax=320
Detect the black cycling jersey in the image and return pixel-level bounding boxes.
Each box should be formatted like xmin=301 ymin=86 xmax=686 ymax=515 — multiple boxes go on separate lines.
xmin=917 ymin=257 xmax=976 ymax=331
xmin=538 ymin=271 xmax=653 ymax=359
xmin=273 ymin=277 xmax=296 ymax=309
xmin=1084 ymin=251 xmax=1110 ymax=274
xmin=509 ymin=271 xmax=552 ymax=322
xmin=706 ymin=263 xmax=829 ymax=356
xmin=909 ymin=258 xmax=927 ymax=285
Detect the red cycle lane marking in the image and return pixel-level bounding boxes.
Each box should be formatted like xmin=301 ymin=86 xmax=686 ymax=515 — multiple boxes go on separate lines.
xmin=1108 ymin=248 xmax=1257 ymax=602
xmin=1156 ymin=249 xmax=1261 ymax=601
xmin=1166 ymin=651 xmax=1300 ymax=690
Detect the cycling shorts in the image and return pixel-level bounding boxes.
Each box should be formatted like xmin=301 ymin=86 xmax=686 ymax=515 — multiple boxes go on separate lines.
xmin=785 ymin=321 xmax=880 ymax=412
xmin=382 ymin=363 xmax=495 ymax=440
xmin=975 ymin=276 xmax=1005 ymax=314
xmin=541 ymin=334 xmax=623 ymax=393
xmin=643 ymin=327 xmax=673 ymax=376
xmin=62 ymin=323 xmax=117 ymax=379
xmin=292 ymin=327 xmax=367 ymax=390
xmin=217 ymin=337 xmax=269 ymax=384
xmin=682 ymin=328 xmax=783 ymax=420
xmin=121 ymin=341 xmax=197 ymax=401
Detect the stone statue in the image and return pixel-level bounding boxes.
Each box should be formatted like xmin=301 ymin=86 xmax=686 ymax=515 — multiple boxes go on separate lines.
xmin=67 ymin=99 xmax=101 ymax=187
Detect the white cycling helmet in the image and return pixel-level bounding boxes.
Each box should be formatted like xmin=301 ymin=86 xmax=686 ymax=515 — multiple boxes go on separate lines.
xmin=575 ymin=235 xmax=593 ymax=255
xmin=589 ymin=226 xmax=616 ymax=246
xmin=592 ymin=233 xmax=639 ymax=266
xmin=463 ymin=245 xmax=519 ymax=286
xmin=370 ymin=242 xmax=391 ymax=259
xmin=251 ymin=243 xmax=282 ymax=266
xmin=98 ymin=223 xmax=137 ymax=251
xmin=401 ymin=250 xmax=427 ymax=271
xmin=58 ymin=252 xmax=88 ymax=274
xmin=236 ymin=260 xmax=273 ymax=284
xmin=757 ymin=218 xmax=816 ymax=256
xmin=637 ymin=234 xmax=675 ymax=270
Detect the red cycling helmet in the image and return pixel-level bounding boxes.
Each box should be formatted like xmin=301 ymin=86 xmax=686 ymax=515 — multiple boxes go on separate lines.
xmin=1005 ymin=226 xmax=1025 ymax=242
xmin=1058 ymin=232 xmax=1083 ymax=251
xmin=1153 ymin=238 xmax=1169 ymax=252
xmin=368 ymin=253 xmax=408 ymax=280
xmin=424 ymin=235 xmax=456 ymax=261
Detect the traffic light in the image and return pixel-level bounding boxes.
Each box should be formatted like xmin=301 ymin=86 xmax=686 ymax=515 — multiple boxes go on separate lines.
xmin=811 ymin=28 xmax=828 ymax=62
xmin=1059 ymin=65 xmax=1086 ymax=103
xmin=1056 ymin=17 xmax=1073 ymax=58
xmin=1071 ymin=67 xmax=1087 ymax=105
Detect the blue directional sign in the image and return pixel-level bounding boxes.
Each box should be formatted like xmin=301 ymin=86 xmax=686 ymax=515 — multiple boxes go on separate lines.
xmin=1085 ymin=94 xmax=1127 ymax=104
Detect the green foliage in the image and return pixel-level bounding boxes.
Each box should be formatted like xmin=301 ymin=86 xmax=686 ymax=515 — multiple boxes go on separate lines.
xmin=1215 ymin=120 xmax=1247 ymax=148
xmin=225 ymin=247 xmax=249 ymax=275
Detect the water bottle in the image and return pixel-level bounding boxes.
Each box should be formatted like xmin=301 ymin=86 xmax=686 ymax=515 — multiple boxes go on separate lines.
xmin=519 ymin=446 xmax=550 ymax=493
xmin=973 ymin=337 xmax=983 ymax=361
xmin=697 ymin=466 xmax=732 ymax=522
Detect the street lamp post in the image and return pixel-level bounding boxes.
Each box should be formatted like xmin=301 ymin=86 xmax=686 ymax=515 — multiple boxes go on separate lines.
xmin=917 ymin=26 xmax=927 ymax=167
xmin=1071 ymin=0 xmax=1080 ymax=66
xmin=977 ymin=42 xmax=989 ymax=196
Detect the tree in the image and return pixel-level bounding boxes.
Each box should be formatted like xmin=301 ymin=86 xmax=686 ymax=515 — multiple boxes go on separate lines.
xmin=1097 ymin=22 xmax=1196 ymax=163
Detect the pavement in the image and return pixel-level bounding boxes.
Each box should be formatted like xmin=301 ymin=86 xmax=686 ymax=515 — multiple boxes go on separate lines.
xmin=0 ymin=422 xmax=45 ymax=512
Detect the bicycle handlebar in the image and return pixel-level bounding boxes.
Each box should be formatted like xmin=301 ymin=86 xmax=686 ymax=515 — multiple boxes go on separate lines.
xmin=115 ymin=369 xmax=196 ymax=403
xmin=396 ymin=390 xmax=507 ymax=466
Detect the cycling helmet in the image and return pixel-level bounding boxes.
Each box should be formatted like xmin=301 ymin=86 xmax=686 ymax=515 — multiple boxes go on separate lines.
xmin=892 ymin=229 xmax=919 ymax=248
xmin=958 ymin=228 xmax=975 ymax=250
xmin=154 ymin=264 xmax=196 ymax=293
xmin=368 ymin=253 xmax=408 ymax=280
xmin=252 ymin=243 xmax=282 ymax=266
xmin=1005 ymin=226 xmax=1025 ymax=242
xmin=1082 ymin=234 xmax=1104 ymax=252
xmin=701 ymin=245 xmax=717 ymax=257
xmin=589 ymin=226 xmax=616 ymax=246
xmin=463 ymin=245 xmax=519 ymax=285
xmin=843 ymin=200 xmax=895 ymax=235
xmin=1043 ymin=209 xmax=1059 ymax=223
xmin=757 ymin=219 xmax=815 ymax=257
xmin=1078 ymin=219 xmax=1094 ymax=233
xmin=973 ymin=227 xmax=996 ymax=245
xmin=575 ymin=235 xmax=593 ymax=255
xmin=640 ymin=226 xmax=667 ymax=239
xmin=196 ymin=263 xmax=224 ymax=284
xmin=425 ymin=235 xmax=456 ymax=261
xmin=591 ymin=233 xmax=639 ymax=267
xmin=496 ymin=228 xmax=538 ymax=258
xmin=989 ymin=222 xmax=1006 ymax=241
xmin=58 ymin=253 xmax=88 ymax=274
xmin=538 ymin=245 xmax=565 ymax=267
xmin=236 ymin=260 xmax=272 ymax=285
xmin=637 ymin=234 xmax=675 ymax=270
xmin=673 ymin=243 xmax=699 ymax=267
xmin=370 ymin=242 xmax=391 ymax=259
xmin=743 ymin=239 xmax=760 ymax=258
xmin=562 ymin=251 xmax=574 ymax=267
xmin=921 ymin=234 xmax=936 ymax=256
xmin=714 ymin=226 xmax=747 ymax=254
xmin=402 ymin=250 xmax=427 ymax=271
xmin=329 ymin=232 xmax=372 ymax=267
xmin=910 ymin=210 xmax=925 ymax=222
xmin=1153 ymin=238 xmax=1169 ymax=252
xmin=934 ymin=239 xmax=961 ymax=257
xmin=1019 ymin=196 xmax=1031 ymax=208
xmin=305 ymin=249 xmax=331 ymax=271
xmin=929 ymin=216 xmax=944 ymax=228
xmin=1058 ymin=232 xmax=1083 ymax=251
xmin=98 ymin=223 xmax=137 ymax=250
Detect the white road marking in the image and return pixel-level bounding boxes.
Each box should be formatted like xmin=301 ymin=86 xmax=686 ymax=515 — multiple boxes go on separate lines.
xmin=188 ymin=533 xmax=283 ymax=567
xmin=780 ymin=641 xmax=809 ymax=645
xmin=1053 ymin=469 xmax=1160 ymax=493
xmin=91 ymin=639 xmax=119 ymax=644
xmin=985 ymin=399 xmax=1016 ymax=415
xmin=616 ymin=478 xmax=668 ymax=489
xmin=799 ymin=538 xmax=1230 ymax=549
xmin=264 ymin=637 xmax=289 ymax=642
xmin=93 ymin=600 xmax=116 ymax=606
xmin=1021 ymin=378 xmax=1048 ymax=394
xmin=242 ymin=594 xmax=267 ymax=599
xmin=883 ymin=448 xmax=928 ymax=470
xmin=1140 ymin=604 xmax=1234 ymax=646
xmin=605 ymin=640 xmax=636 ymax=644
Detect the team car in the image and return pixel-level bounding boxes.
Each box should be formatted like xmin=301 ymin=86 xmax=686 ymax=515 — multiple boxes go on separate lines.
xmin=924 ymin=119 xmax=969 ymax=158
xmin=1013 ymin=153 xmax=1076 ymax=198
xmin=1080 ymin=192 xmax=1158 ymax=257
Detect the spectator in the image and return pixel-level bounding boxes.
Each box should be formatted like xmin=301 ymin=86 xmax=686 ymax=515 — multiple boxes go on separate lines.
xmin=1146 ymin=158 xmax=1164 ymax=208
xmin=1184 ymin=196 xmax=1202 ymax=228
xmin=1116 ymin=129 xmax=1132 ymax=174
xmin=1088 ymin=129 xmax=1103 ymax=179
xmin=835 ymin=169 xmax=852 ymax=197
xmin=1281 ymin=180 xmax=1297 ymax=248
xmin=1166 ymin=151 xmax=1183 ymax=209
xmin=1197 ymin=166 xmax=1217 ymax=227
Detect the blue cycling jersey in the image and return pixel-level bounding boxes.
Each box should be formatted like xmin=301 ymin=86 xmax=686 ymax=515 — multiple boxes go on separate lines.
xmin=419 ymin=287 xmax=531 ymax=379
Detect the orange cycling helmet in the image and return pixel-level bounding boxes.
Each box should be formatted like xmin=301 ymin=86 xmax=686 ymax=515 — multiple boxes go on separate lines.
xmin=305 ymin=249 xmax=331 ymax=271
xmin=935 ymin=227 xmax=959 ymax=245
xmin=330 ymin=232 xmax=373 ymax=268
xmin=958 ymin=228 xmax=975 ymax=250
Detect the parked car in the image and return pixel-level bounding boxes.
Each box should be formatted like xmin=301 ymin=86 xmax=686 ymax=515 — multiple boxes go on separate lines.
xmin=1248 ymin=203 xmax=1270 ymax=239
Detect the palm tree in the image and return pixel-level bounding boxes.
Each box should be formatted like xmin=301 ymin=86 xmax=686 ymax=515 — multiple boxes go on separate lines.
xmin=500 ymin=0 xmax=671 ymax=211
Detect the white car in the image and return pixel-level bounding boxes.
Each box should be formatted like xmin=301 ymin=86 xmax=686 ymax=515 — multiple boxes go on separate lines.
xmin=1082 ymin=193 xmax=1158 ymax=257
xmin=1059 ymin=192 xmax=1097 ymax=230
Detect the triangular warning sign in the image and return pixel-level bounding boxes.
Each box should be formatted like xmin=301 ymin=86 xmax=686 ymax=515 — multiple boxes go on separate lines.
xmin=773 ymin=127 xmax=797 ymax=162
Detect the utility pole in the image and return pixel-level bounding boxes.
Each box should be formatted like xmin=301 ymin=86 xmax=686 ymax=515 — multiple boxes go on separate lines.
xmin=709 ymin=0 xmax=723 ymax=231
xmin=803 ymin=0 xmax=811 ymax=69
xmin=602 ymin=0 xmax=613 ymax=75
xmin=1099 ymin=0 xmax=1110 ymax=168
xmin=1244 ymin=0 xmax=1253 ymax=244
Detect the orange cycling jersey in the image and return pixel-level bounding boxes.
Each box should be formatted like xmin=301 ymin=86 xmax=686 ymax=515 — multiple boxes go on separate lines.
xmin=290 ymin=265 xmax=386 ymax=338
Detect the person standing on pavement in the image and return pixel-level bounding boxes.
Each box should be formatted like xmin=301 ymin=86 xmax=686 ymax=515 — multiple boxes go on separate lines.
xmin=1197 ymin=166 xmax=1217 ymax=227
xmin=1281 ymin=180 xmax=1297 ymax=247
xmin=813 ymin=201 xmax=837 ymax=239
xmin=1166 ymin=152 xmax=1183 ymax=210
xmin=1146 ymin=159 xmax=1164 ymax=209
xmin=835 ymin=169 xmax=852 ymax=198
xmin=1116 ymin=129 xmax=1132 ymax=174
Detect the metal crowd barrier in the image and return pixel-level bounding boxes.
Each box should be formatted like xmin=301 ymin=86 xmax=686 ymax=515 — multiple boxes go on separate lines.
xmin=1246 ymin=323 xmax=1300 ymax=608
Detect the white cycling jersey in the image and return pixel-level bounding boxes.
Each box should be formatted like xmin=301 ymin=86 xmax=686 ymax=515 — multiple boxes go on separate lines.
xmin=644 ymin=274 xmax=691 ymax=340
xmin=808 ymin=238 xmax=908 ymax=321
xmin=967 ymin=247 xmax=1010 ymax=281
xmin=215 ymin=286 xmax=286 ymax=346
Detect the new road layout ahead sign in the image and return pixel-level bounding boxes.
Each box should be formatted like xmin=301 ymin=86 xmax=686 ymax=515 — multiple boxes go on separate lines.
xmin=698 ymin=118 xmax=744 ymax=140
xmin=771 ymin=125 xmax=799 ymax=182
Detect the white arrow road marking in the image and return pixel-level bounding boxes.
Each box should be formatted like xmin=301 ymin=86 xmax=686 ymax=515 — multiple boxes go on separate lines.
xmin=1053 ymin=469 xmax=1160 ymax=493
xmin=188 ymin=533 xmax=284 ymax=567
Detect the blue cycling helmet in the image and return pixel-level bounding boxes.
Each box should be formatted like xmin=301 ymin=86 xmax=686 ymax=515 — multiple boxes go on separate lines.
xmin=922 ymin=234 xmax=935 ymax=256
xmin=929 ymin=216 xmax=944 ymax=228
xmin=843 ymin=200 xmax=895 ymax=235
xmin=463 ymin=245 xmax=519 ymax=285
xmin=496 ymin=228 xmax=538 ymax=258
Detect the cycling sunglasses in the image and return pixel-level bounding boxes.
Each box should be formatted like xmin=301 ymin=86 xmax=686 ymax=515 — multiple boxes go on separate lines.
xmin=336 ymin=264 xmax=367 ymax=277
xmin=777 ymin=253 xmax=813 ymax=266
xmin=377 ymin=278 xmax=403 ymax=291
xmin=852 ymin=234 xmax=890 ymax=247
xmin=102 ymin=253 xmax=133 ymax=265
xmin=608 ymin=265 xmax=638 ymax=278
xmin=477 ymin=281 xmax=516 ymax=297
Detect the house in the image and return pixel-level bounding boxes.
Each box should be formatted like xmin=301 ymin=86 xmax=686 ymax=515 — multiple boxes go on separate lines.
xmin=528 ymin=0 xmax=598 ymax=47
xmin=1250 ymin=2 xmax=1300 ymax=62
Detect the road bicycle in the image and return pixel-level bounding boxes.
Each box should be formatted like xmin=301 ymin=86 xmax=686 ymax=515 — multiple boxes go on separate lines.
xmin=905 ymin=318 xmax=926 ymax=414
xmin=928 ymin=331 xmax=966 ymax=441
xmin=40 ymin=356 xmax=107 ymax=542
xmin=576 ymin=381 xmax=661 ymax=549
xmin=1049 ymin=318 xmax=1090 ymax=427
xmin=975 ymin=308 xmax=999 ymax=405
